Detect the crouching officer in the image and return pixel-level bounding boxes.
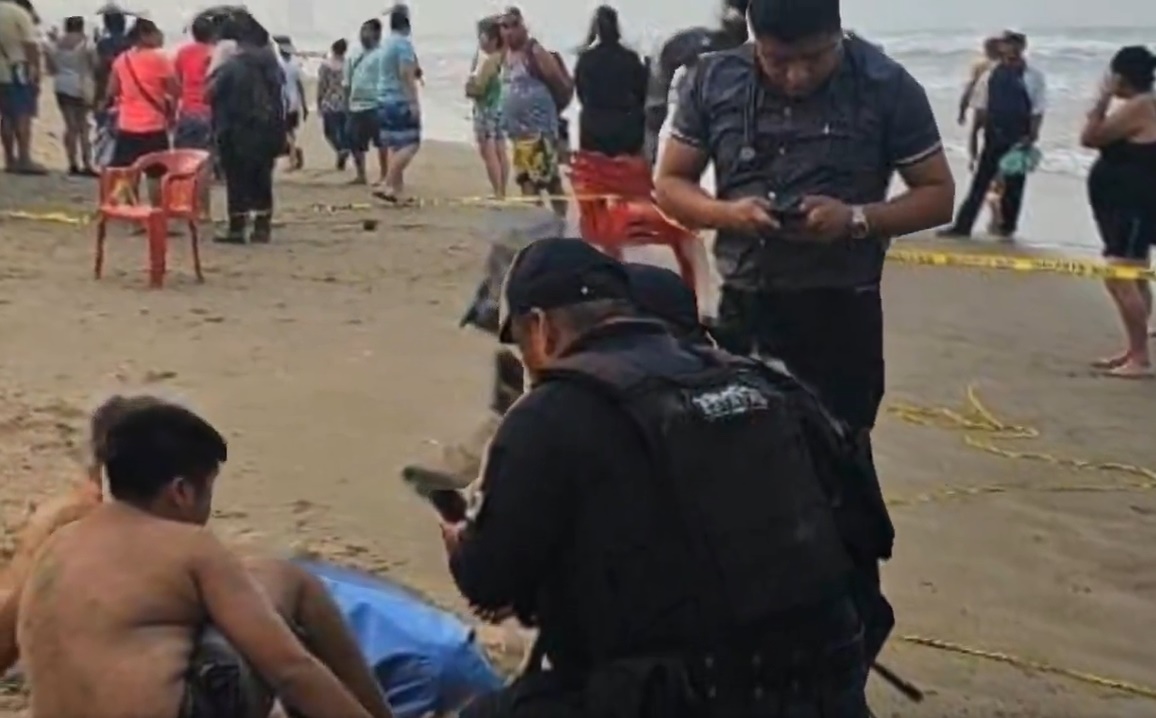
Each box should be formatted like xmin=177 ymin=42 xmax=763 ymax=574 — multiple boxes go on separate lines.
xmin=442 ymin=238 xmax=871 ymax=718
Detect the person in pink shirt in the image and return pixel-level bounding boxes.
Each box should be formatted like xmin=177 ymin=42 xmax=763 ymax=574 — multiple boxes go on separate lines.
xmin=106 ymin=18 xmax=177 ymax=171
xmin=173 ymin=15 xmax=212 ymax=151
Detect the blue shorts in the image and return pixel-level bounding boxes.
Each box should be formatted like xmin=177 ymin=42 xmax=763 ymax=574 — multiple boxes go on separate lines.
xmin=376 ymin=100 xmax=420 ymax=150
xmin=0 ymin=83 xmax=37 ymax=120
xmin=173 ymin=113 xmax=213 ymax=150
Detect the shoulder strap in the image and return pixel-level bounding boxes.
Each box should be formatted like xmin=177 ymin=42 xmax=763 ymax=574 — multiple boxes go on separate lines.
xmin=122 ymin=52 xmax=168 ymax=117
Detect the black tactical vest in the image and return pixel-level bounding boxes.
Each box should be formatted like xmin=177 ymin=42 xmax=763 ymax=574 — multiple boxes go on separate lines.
xmin=541 ymin=334 xmax=852 ymax=644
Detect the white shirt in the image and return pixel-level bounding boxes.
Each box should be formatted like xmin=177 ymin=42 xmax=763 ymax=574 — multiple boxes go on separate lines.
xmin=971 ymin=62 xmax=1047 ymax=115
xmin=281 ymin=56 xmax=303 ymax=113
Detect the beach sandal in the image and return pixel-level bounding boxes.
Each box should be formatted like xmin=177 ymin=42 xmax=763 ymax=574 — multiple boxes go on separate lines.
xmin=1105 ymin=362 xmax=1154 ymax=379
xmin=1091 ymin=353 xmax=1130 ymax=370
xmin=372 ymin=189 xmax=400 ymax=204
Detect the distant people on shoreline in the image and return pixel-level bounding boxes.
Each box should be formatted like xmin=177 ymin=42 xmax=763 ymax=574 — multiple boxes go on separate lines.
xmin=371 ymin=4 xmax=422 ymax=203
xmin=45 ymin=15 xmax=96 ymax=175
xmin=105 ymin=17 xmax=176 ymax=207
xmin=275 ymin=34 xmax=307 ymax=171
xmin=940 ymin=30 xmax=1046 ymax=241
xmin=574 ymin=4 xmax=647 ymax=158
xmin=344 ymin=18 xmax=385 ymax=185
xmin=958 ymin=36 xmax=1001 ymax=129
xmin=499 ymin=5 xmax=571 ymax=217
xmin=0 ymin=0 xmax=45 ymax=173
xmin=207 ymin=11 xmax=286 ymax=244
xmin=466 ymin=15 xmax=507 ymax=198
xmin=318 ymin=38 xmax=350 ymax=170
xmin=1082 ymin=45 xmax=1156 ymax=379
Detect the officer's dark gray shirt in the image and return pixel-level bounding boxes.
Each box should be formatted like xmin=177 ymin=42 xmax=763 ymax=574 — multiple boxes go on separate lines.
xmin=671 ymin=38 xmax=942 ymax=291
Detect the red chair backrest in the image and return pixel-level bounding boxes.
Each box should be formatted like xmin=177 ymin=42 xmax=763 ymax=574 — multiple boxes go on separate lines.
xmin=571 ymin=151 xmax=654 ymax=200
xmin=137 ymin=150 xmax=211 ymax=216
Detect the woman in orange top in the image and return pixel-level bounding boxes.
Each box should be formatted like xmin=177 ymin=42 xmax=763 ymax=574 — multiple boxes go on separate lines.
xmin=106 ymin=18 xmax=178 ymax=170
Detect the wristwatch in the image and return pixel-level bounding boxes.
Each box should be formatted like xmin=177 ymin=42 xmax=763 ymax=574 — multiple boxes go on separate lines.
xmin=849 ymin=205 xmax=871 ymax=240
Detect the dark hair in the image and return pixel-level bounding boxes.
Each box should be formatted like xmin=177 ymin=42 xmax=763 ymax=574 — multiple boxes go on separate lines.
xmin=103 ymin=11 xmax=125 ymax=34
xmin=478 ymin=15 xmax=502 ymax=45
xmin=90 ymin=395 xmax=163 ymax=466
xmin=64 ymin=15 xmax=83 ymax=33
xmin=190 ymin=15 xmax=213 ymax=43
xmin=233 ymin=13 xmax=269 ymax=46
xmin=389 ymin=7 xmax=410 ymax=32
xmin=1111 ymin=45 xmax=1156 ymax=92
xmin=332 ymin=38 xmax=348 ymax=55
xmin=128 ymin=18 xmax=160 ymax=44
xmin=748 ymin=0 xmax=841 ymax=42
xmin=102 ymin=400 xmax=227 ymax=503
xmin=582 ymin=5 xmax=620 ymax=48
xmin=363 ymin=18 xmax=382 ymax=33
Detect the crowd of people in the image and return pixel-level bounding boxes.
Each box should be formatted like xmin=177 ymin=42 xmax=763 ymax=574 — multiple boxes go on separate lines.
xmin=0 ymin=0 xmax=1153 ymax=716
xmin=943 ymin=31 xmax=1156 ymax=377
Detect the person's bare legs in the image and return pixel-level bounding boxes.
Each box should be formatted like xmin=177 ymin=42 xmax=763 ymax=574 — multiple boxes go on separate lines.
xmin=1139 ymin=279 xmax=1153 ymax=336
xmin=496 ymin=138 xmax=509 ymax=197
xmin=62 ymin=106 xmax=80 ymax=171
xmin=383 ymin=142 xmax=419 ymax=199
xmin=1096 ymin=269 xmax=1153 ymax=377
xmin=13 ymin=112 xmax=40 ymax=172
xmin=78 ymin=110 xmax=94 ymax=173
xmin=546 ymin=175 xmax=567 ymax=219
xmin=477 ymin=137 xmax=507 ymax=199
xmin=0 ymin=115 xmax=14 ymax=168
xmin=244 ymin=558 xmax=394 ymax=718
xmin=375 ymin=147 xmax=388 ymax=186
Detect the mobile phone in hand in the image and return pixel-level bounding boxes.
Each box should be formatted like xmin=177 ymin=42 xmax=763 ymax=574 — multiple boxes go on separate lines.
xmin=768 ymin=194 xmax=807 ymax=224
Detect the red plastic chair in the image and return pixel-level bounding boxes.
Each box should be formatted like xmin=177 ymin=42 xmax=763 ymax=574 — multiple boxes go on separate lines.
xmin=568 ymin=151 xmax=701 ymax=290
xmin=95 ymin=149 xmax=210 ymax=288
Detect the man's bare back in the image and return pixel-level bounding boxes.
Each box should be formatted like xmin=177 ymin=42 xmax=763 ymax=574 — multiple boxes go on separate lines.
xmin=0 ymin=396 xmax=391 ymax=718
xmin=17 ymin=504 xmax=219 ymax=718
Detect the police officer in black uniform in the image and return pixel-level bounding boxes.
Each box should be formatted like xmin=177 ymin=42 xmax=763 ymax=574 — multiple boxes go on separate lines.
xmin=443 ymin=238 xmax=872 ymax=718
xmin=625 ymin=263 xmax=714 ymax=345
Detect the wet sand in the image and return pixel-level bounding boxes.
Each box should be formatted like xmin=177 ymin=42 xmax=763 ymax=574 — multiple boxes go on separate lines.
xmin=0 ymin=100 xmax=1154 ymax=716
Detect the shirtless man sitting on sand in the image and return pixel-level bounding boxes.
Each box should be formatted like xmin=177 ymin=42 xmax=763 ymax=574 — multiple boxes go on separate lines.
xmin=0 ymin=396 xmax=394 ymax=718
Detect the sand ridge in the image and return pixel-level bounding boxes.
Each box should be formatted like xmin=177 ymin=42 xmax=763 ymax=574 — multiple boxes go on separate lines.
xmin=0 ymin=99 xmax=1154 ymax=716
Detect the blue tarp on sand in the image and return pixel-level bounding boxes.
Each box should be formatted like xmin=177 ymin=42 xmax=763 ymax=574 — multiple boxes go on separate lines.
xmin=297 ymin=560 xmax=505 ymax=718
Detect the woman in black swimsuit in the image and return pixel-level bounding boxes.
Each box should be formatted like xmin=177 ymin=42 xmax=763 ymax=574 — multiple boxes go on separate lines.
xmin=1081 ymin=46 xmax=1156 ymax=378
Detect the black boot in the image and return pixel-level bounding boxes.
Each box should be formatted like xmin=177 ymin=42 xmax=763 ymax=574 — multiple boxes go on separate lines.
xmin=250 ymin=212 xmax=272 ymax=244
xmin=214 ymin=214 xmax=247 ymax=244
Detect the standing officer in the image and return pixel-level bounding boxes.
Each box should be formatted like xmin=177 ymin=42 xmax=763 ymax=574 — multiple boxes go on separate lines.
xmin=654 ymin=0 xmax=954 ymax=660
xmin=443 ymin=238 xmax=872 ymax=718
xmin=643 ymin=0 xmax=749 ymax=166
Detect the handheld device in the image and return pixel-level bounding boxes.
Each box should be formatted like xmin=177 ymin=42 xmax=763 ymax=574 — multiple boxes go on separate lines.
xmin=401 ymin=466 xmax=469 ymax=522
xmin=768 ymin=193 xmax=807 ymax=223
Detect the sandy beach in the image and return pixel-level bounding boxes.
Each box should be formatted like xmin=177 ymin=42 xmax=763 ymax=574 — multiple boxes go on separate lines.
xmin=0 ymin=96 xmax=1154 ymax=717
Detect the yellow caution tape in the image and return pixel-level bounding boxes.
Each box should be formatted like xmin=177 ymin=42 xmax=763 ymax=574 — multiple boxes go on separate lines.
xmin=888 ymin=248 xmax=1156 ymax=281
xmin=4 ymin=196 xmax=1152 ymax=279
xmin=0 ymin=209 xmax=91 ymax=225
xmin=888 ymin=384 xmax=1156 ymax=487
xmin=898 ymin=635 xmax=1156 ymax=700
xmin=884 ymin=385 xmax=1156 ymax=701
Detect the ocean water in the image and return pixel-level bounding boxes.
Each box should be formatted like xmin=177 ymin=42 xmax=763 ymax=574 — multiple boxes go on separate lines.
xmin=30 ymin=1 xmax=1156 ymax=246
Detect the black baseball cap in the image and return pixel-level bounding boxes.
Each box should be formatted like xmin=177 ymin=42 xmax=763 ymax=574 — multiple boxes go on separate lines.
xmin=625 ymin=263 xmax=710 ymax=343
xmin=497 ymin=238 xmax=631 ymax=344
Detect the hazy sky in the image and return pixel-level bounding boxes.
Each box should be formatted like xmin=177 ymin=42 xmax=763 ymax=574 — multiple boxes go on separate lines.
xmin=31 ymin=0 xmax=1155 ymax=42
